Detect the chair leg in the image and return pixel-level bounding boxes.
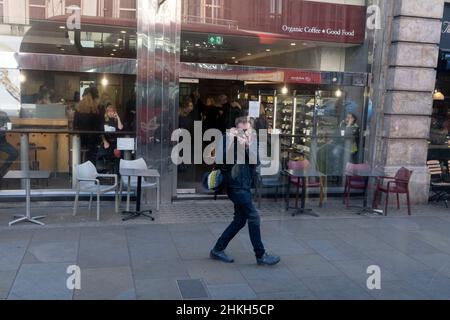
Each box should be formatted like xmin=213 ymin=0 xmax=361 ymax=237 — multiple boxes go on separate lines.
xmin=343 ymin=180 xmax=348 ymax=205
xmin=119 ymin=181 xmax=123 ymax=208
xmin=397 ymin=193 xmax=400 ymax=210
xmin=115 ymin=189 xmax=119 ymax=214
xmin=126 ymin=180 xmax=131 ymax=212
xmin=97 ymin=192 xmax=100 ymax=221
xmin=384 ymin=192 xmax=389 ymax=216
xmin=73 ymin=189 xmax=80 ymax=216
xmin=157 ymin=178 xmax=160 ymax=211
xmin=88 ymin=193 xmax=93 ymax=212
xmin=372 ymin=190 xmax=379 ymax=209
xmin=406 ymin=191 xmax=412 ymax=216
xmin=319 ymin=184 xmax=324 ymax=208
xmin=295 ymin=183 xmax=300 ymax=209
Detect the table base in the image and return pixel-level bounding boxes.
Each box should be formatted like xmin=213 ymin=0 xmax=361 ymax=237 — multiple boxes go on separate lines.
xmin=122 ymin=210 xmax=155 ymax=222
xmin=289 ymin=207 xmax=320 ymax=218
xmin=354 ymin=207 xmax=384 ymax=216
xmin=9 ymin=215 xmax=46 ymax=226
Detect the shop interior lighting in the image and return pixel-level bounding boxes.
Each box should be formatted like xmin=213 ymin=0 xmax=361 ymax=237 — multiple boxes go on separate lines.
xmin=281 ymin=86 xmax=289 ymax=95
xmin=434 ymin=89 xmax=445 ymax=101
xmin=19 ymin=74 xmax=26 ymax=83
xmin=335 ymin=89 xmax=343 ymax=98
xmin=101 ymin=77 xmax=109 ymax=86
xmin=290 ymin=42 xmax=296 ymax=46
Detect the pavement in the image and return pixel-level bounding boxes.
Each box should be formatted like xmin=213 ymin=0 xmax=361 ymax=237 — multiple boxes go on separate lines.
xmin=1 ymin=197 xmax=450 ymax=300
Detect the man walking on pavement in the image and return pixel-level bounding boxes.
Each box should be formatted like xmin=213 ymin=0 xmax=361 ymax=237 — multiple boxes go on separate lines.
xmin=210 ymin=116 xmax=280 ymax=266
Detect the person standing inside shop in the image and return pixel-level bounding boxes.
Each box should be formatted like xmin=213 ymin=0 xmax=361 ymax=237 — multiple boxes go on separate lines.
xmin=0 ymin=110 xmax=18 ymax=178
xmin=340 ymin=112 xmax=360 ymax=164
xmin=73 ymin=88 xmax=101 ymax=164
xmin=210 ymin=116 xmax=281 ymax=266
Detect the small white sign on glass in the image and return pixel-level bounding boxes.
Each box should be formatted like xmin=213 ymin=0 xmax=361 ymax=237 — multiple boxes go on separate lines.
xmin=117 ymin=138 xmax=135 ymax=151
xmin=248 ymin=101 xmax=260 ymax=118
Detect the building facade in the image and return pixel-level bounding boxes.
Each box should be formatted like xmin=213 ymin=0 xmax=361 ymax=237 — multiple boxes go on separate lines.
xmin=0 ymin=0 xmax=446 ymax=206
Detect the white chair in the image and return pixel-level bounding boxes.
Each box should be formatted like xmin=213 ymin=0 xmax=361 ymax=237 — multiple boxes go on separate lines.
xmin=73 ymin=161 xmax=119 ymax=221
xmin=119 ymin=158 xmax=160 ymax=211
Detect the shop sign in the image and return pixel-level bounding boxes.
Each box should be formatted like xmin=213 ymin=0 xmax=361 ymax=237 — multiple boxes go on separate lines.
xmin=284 ymin=71 xmax=321 ymax=84
xmin=182 ymin=0 xmax=366 ymax=44
xmin=441 ymin=3 xmax=450 ymax=51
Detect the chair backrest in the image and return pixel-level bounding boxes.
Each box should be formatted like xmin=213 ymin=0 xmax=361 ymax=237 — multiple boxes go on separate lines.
xmin=345 ymin=163 xmax=371 ymax=183
xmin=120 ymin=158 xmax=148 ymax=184
xmin=120 ymin=158 xmax=148 ymax=171
xmin=76 ymin=161 xmax=98 ymax=181
xmin=395 ymin=167 xmax=413 ymax=192
xmin=258 ymin=159 xmax=282 ymax=178
xmin=345 ymin=162 xmax=371 ymax=175
xmin=427 ymin=160 xmax=443 ymax=179
xmin=288 ymin=159 xmax=317 ymax=185
xmin=288 ymin=159 xmax=310 ymax=170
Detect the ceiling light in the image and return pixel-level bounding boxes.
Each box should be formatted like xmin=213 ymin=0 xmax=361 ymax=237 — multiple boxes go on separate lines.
xmin=335 ymin=89 xmax=343 ymax=98
xmin=110 ymin=53 xmax=115 ymax=56
xmin=195 ymin=43 xmax=200 ymax=47
xmin=235 ymin=61 xmax=239 ymax=64
xmin=114 ymin=44 xmax=120 ymax=47
xmin=120 ymin=30 xmax=127 ymax=34
xmin=281 ymin=86 xmax=288 ymax=95
xmin=101 ymin=77 xmax=109 ymax=86
xmin=290 ymin=42 xmax=296 ymax=46
xmin=112 ymin=49 xmax=117 ymax=52
xmin=434 ymin=89 xmax=445 ymax=101
xmin=247 ymin=53 xmax=252 ymax=56
xmin=266 ymin=49 xmax=271 ymax=52
xmin=59 ymin=26 xmax=65 ymax=29
xmin=231 ymin=56 xmax=236 ymax=59
xmin=19 ymin=74 xmax=26 ymax=83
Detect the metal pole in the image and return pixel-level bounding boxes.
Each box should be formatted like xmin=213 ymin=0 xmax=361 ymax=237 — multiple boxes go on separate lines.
xmin=71 ymin=134 xmax=81 ymax=189
xmin=20 ymin=133 xmax=29 ymax=189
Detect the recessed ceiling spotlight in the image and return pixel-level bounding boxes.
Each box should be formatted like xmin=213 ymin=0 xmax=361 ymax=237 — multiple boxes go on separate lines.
xmin=195 ymin=43 xmax=200 ymax=47
xmin=110 ymin=53 xmax=115 ymax=56
xmin=290 ymin=42 xmax=296 ymax=46
xmin=112 ymin=49 xmax=117 ymax=52
xmin=247 ymin=53 xmax=252 ymax=56
xmin=120 ymin=30 xmax=127 ymax=34
xmin=232 ymin=56 xmax=236 ymax=59
xmin=59 ymin=26 xmax=65 ymax=29
xmin=235 ymin=60 xmax=239 ymax=64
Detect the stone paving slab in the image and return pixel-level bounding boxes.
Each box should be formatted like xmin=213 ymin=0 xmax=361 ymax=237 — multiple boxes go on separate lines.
xmin=1 ymin=199 xmax=450 ymax=300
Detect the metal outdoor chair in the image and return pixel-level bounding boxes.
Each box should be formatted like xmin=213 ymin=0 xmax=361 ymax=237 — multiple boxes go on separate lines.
xmin=372 ymin=167 xmax=413 ymax=216
xmin=427 ymin=160 xmax=450 ymax=208
xmin=119 ymin=158 xmax=160 ymax=211
xmin=343 ymin=162 xmax=370 ymax=208
xmin=288 ymin=159 xmax=325 ymax=208
xmin=73 ymin=161 xmax=119 ymax=221
xmin=256 ymin=160 xmax=287 ymax=209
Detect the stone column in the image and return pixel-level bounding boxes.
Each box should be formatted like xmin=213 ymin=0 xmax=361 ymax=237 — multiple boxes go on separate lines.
xmin=371 ymin=0 xmax=444 ymax=204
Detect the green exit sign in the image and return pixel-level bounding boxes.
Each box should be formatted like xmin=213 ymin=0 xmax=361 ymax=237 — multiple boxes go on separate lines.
xmin=208 ymin=35 xmax=223 ymax=46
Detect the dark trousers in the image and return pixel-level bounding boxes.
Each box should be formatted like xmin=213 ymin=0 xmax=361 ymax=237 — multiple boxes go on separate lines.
xmin=0 ymin=141 xmax=18 ymax=177
xmin=214 ymin=188 xmax=266 ymax=258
